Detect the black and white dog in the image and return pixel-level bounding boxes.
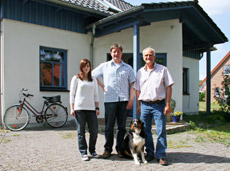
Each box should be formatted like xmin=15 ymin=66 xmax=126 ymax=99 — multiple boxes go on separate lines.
xmin=120 ymin=119 xmax=147 ymax=165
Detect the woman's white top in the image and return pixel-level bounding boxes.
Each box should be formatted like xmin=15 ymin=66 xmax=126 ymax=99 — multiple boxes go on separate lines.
xmin=70 ymin=75 xmax=99 ymax=111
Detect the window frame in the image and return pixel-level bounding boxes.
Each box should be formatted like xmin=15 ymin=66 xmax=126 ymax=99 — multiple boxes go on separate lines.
xmin=39 ymin=46 xmax=68 ymax=91
xmin=183 ymin=67 xmax=189 ymax=95
xmin=106 ymin=53 xmax=167 ymax=67
xmin=214 ymin=87 xmax=220 ymax=97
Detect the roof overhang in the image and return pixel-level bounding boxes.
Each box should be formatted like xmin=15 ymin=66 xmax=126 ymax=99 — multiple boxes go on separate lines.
xmin=86 ymin=1 xmax=228 ymax=53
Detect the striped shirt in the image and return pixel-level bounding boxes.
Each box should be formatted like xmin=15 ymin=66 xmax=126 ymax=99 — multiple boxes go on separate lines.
xmin=92 ymin=60 xmax=135 ymax=103
xmin=134 ymin=63 xmax=174 ymax=102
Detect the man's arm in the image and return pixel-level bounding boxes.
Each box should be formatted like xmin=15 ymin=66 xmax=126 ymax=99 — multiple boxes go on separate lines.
xmin=126 ymin=82 xmax=135 ymax=110
xmin=96 ymin=79 xmax=106 ymax=92
xmin=164 ymin=85 xmax=172 ymax=115
xmin=136 ymin=90 xmax=141 ymax=115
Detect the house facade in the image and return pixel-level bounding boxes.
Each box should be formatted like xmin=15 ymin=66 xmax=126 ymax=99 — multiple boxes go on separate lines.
xmin=0 ymin=0 xmax=227 ymax=126
xmin=200 ymin=51 xmax=230 ymax=103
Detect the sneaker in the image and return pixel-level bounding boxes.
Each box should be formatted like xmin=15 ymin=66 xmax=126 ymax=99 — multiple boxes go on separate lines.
xmin=89 ymin=152 xmax=100 ymax=158
xmin=81 ymin=154 xmax=89 ymax=161
xmin=101 ymin=151 xmax=111 ymax=158
xmin=145 ymin=155 xmax=155 ymax=162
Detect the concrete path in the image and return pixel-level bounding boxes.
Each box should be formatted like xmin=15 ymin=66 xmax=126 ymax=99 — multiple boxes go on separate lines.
xmin=1 ymin=127 xmax=230 ymax=171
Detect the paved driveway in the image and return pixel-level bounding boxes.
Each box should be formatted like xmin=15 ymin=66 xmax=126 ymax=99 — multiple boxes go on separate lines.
xmin=1 ymin=127 xmax=230 ymax=171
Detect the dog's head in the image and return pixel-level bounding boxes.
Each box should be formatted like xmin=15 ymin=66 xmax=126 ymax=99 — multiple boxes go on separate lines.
xmin=131 ymin=119 xmax=144 ymax=132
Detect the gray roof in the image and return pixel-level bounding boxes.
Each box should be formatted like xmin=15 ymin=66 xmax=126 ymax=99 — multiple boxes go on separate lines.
xmin=106 ymin=0 xmax=133 ymax=11
xmin=61 ymin=0 xmax=133 ymax=15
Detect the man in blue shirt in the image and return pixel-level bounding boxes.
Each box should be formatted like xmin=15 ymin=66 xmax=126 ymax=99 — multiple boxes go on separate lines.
xmin=92 ymin=43 xmax=135 ymax=158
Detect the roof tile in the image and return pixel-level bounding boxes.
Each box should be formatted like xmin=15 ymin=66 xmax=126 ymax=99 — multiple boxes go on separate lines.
xmin=61 ymin=0 xmax=133 ymax=15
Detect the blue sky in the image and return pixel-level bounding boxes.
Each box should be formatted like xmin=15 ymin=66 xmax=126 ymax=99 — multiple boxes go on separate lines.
xmin=125 ymin=0 xmax=230 ymax=80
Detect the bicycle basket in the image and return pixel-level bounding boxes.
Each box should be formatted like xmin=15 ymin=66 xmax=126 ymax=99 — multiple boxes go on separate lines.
xmin=47 ymin=95 xmax=61 ymax=103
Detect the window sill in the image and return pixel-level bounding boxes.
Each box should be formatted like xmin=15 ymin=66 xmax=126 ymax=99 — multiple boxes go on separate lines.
xmin=183 ymin=92 xmax=190 ymax=96
xmin=40 ymin=88 xmax=69 ymax=92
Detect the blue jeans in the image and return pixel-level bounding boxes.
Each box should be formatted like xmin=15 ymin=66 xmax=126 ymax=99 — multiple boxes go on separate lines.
xmin=75 ymin=110 xmax=98 ymax=155
xmin=104 ymin=102 xmax=128 ymax=153
xmin=140 ymin=101 xmax=167 ymax=159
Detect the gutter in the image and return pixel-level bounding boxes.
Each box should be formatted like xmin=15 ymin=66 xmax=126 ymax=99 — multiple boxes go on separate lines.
xmin=90 ymin=24 xmax=96 ymax=67
xmin=86 ymin=5 xmax=144 ymax=30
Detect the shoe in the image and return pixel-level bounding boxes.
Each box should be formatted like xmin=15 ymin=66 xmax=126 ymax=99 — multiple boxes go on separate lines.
xmin=145 ymin=155 xmax=155 ymax=162
xmin=81 ymin=154 xmax=89 ymax=161
xmin=117 ymin=151 xmax=124 ymax=158
xmin=89 ymin=152 xmax=100 ymax=158
xmin=101 ymin=151 xmax=111 ymax=158
xmin=157 ymin=158 xmax=168 ymax=166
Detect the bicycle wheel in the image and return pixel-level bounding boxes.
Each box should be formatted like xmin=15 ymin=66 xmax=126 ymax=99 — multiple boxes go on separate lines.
xmin=44 ymin=103 xmax=68 ymax=128
xmin=3 ymin=105 xmax=30 ymax=131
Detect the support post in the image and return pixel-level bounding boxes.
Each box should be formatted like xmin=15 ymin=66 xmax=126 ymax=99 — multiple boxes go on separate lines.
xmin=206 ymin=45 xmax=211 ymax=116
xmin=133 ymin=22 xmax=140 ymax=119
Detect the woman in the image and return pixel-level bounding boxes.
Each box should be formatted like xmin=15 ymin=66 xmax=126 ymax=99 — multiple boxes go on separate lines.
xmin=70 ymin=59 xmax=100 ymax=161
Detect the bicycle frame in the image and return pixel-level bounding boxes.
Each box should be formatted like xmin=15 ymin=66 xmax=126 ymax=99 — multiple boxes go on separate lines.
xmin=18 ymin=97 xmax=47 ymax=117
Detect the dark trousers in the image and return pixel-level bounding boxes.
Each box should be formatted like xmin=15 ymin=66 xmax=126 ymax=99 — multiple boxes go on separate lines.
xmin=75 ymin=110 xmax=98 ymax=155
xmin=104 ymin=101 xmax=128 ymax=153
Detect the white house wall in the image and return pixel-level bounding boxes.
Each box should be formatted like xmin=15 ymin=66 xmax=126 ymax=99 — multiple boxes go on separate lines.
xmin=1 ymin=18 xmax=198 ymax=122
xmin=94 ymin=19 xmax=183 ymax=117
xmin=1 ymin=19 xmax=91 ymax=123
xmin=183 ymin=56 xmax=199 ymax=114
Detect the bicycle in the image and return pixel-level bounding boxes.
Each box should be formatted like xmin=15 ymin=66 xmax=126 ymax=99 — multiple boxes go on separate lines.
xmin=3 ymin=88 xmax=68 ymax=131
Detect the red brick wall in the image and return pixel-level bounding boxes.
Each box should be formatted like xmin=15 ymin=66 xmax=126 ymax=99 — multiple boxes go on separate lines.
xmin=211 ymin=58 xmax=230 ymax=102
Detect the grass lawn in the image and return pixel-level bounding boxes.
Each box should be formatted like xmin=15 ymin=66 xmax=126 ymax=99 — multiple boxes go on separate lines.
xmin=183 ymin=102 xmax=230 ymax=147
xmin=188 ymin=123 xmax=230 ymax=147
xmin=199 ymin=101 xmax=221 ymax=111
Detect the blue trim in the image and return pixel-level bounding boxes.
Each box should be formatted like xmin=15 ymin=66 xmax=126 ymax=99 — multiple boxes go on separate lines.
xmin=39 ymin=46 xmax=68 ymax=91
xmin=183 ymin=50 xmax=202 ymax=59
xmin=1 ymin=0 xmax=103 ymax=34
xmin=0 ymin=0 xmax=4 ymax=19
xmin=95 ymin=19 xmax=140 ymax=37
xmin=206 ymin=45 xmax=211 ymax=116
xmin=132 ymin=23 xmax=140 ymax=119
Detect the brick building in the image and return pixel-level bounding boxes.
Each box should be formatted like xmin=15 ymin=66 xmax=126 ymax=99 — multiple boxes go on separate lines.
xmin=200 ymin=51 xmax=230 ymax=102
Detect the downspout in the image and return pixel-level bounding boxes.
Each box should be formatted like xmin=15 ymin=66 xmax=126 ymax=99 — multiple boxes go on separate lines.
xmin=90 ymin=24 xmax=96 ymax=67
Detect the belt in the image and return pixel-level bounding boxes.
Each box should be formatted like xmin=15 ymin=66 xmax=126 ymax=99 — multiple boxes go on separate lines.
xmin=141 ymin=99 xmax=165 ymax=104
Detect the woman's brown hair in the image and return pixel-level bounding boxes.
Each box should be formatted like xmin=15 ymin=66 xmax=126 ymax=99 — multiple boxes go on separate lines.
xmin=77 ymin=59 xmax=93 ymax=82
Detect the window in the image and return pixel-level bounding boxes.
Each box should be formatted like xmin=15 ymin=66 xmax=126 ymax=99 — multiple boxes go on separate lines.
xmin=183 ymin=68 xmax=189 ymax=95
xmin=223 ymin=65 xmax=230 ymax=75
xmin=40 ymin=46 xmax=67 ymax=91
xmin=107 ymin=53 xmax=167 ymax=67
xmin=215 ymin=87 xmax=220 ymax=97
xmin=155 ymin=53 xmax=167 ymax=66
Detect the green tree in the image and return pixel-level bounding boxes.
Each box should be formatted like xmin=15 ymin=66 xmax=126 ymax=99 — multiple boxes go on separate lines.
xmin=199 ymin=92 xmax=206 ymax=102
xmin=219 ymin=74 xmax=230 ymax=114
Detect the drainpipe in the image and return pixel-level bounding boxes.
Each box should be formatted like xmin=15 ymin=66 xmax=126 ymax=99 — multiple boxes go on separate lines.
xmin=90 ymin=24 xmax=96 ymax=67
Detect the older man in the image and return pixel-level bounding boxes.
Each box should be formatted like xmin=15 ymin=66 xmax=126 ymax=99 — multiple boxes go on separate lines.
xmin=92 ymin=43 xmax=135 ymax=158
xmin=134 ymin=47 xmax=174 ymax=166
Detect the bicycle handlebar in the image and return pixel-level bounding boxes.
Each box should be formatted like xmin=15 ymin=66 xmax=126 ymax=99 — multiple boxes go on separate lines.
xmin=23 ymin=93 xmax=34 ymax=97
